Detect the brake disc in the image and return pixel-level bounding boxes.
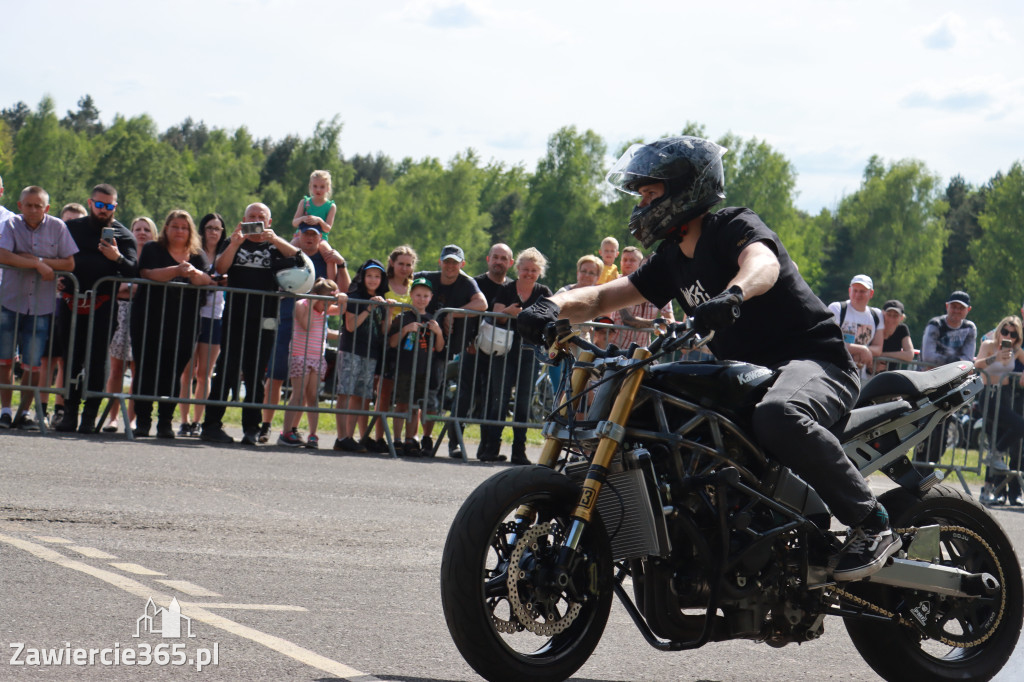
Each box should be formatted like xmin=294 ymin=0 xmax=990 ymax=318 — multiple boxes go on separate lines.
xmin=507 ymin=522 xmax=582 ymax=636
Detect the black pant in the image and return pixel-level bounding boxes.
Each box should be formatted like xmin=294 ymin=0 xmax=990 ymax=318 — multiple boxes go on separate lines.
xmin=983 ymin=384 xmax=1024 ymax=497
xmin=57 ymin=298 xmax=114 ymax=420
xmin=751 ymin=359 xmax=876 ymax=527
xmin=203 ymin=299 xmax=277 ymax=434
xmin=130 ymin=301 xmax=199 ymax=425
xmin=480 ymin=345 xmax=538 ymax=455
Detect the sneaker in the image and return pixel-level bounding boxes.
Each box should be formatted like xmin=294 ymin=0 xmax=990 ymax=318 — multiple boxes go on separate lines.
xmin=448 ymin=444 xmax=463 ymax=459
xmin=177 ymin=423 xmax=193 ymax=437
xmin=278 ymin=429 xmax=304 ymax=447
xmin=358 ymin=436 xmax=376 ymax=452
xmin=371 ymin=438 xmax=390 ymax=453
xmin=241 ymin=430 xmax=260 ymax=446
xmin=200 ymin=426 xmax=234 ymax=444
xmin=420 ymin=435 xmax=434 ymax=457
xmin=77 ymin=414 xmax=98 ymax=434
xmin=156 ymin=421 xmax=175 ymax=439
xmin=0 ymin=413 xmax=12 ymax=429
xmin=257 ymin=422 xmax=271 ymax=444
xmin=833 ymin=527 xmax=902 ymax=581
xmin=50 ymin=405 xmax=65 ymax=428
xmin=190 ymin=422 xmax=201 ymax=437
xmin=54 ymin=410 xmax=78 ymax=432
xmin=13 ymin=414 xmax=40 ymax=432
xmin=133 ymin=420 xmax=152 ymax=438
xmin=402 ymin=438 xmax=421 ymax=457
xmin=304 ymin=434 xmax=320 ymax=450
xmin=336 ymin=436 xmax=365 ymax=453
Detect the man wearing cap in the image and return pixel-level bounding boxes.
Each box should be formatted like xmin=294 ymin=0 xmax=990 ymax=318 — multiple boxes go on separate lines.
xmin=917 ymin=291 xmax=977 ymax=463
xmin=412 ymin=244 xmax=487 ymax=455
xmin=872 ymin=299 xmax=915 ymax=373
xmin=827 ymin=274 xmax=883 ymax=380
xmin=921 ymin=291 xmax=976 ymax=366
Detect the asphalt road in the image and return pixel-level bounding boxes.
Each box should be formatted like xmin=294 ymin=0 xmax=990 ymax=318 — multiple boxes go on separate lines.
xmin=1 ymin=429 xmax=1021 ymax=681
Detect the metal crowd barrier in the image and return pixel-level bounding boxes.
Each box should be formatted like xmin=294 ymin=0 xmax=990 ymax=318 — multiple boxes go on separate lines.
xmin=0 ymin=263 xmax=80 ymax=433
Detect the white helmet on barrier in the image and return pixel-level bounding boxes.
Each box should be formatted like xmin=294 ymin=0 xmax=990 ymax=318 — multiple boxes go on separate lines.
xmin=276 ymin=251 xmax=315 ymax=294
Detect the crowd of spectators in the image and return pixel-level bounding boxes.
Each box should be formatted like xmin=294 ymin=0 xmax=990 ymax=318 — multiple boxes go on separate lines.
xmin=1 ymin=174 xmax=1022 ymax=485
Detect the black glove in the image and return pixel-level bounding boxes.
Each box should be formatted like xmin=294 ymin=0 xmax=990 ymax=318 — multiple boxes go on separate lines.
xmin=693 ymin=285 xmax=743 ymax=334
xmin=518 ymin=297 xmax=561 ymax=346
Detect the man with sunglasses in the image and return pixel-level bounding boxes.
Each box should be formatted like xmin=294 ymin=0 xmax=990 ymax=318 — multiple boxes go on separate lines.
xmin=54 ymin=184 xmax=137 ymax=433
xmin=916 ymin=290 xmax=977 ymax=463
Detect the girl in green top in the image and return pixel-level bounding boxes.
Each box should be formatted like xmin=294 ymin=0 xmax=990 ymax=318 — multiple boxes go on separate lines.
xmin=291 ymin=169 xmax=336 ymax=238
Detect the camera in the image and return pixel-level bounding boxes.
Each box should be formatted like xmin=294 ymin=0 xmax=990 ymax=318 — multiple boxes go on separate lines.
xmin=1001 ymin=339 xmax=1012 ymax=350
xmin=101 ymin=227 xmax=115 ymax=242
xmin=240 ymin=221 xmax=264 ymax=236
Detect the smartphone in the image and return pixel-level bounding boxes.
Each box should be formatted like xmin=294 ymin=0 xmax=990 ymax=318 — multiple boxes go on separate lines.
xmin=240 ymin=221 xmax=264 ymax=235
xmin=101 ymin=227 xmax=115 ymax=242
xmin=1001 ymin=339 xmax=1012 ymax=349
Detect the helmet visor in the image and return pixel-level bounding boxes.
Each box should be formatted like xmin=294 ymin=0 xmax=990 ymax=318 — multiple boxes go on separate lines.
xmin=606 ymin=137 xmax=728 ymax=196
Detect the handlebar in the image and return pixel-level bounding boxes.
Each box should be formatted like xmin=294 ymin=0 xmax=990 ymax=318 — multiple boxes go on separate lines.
xmin=542 ymin=318 xmax=714 ymax=361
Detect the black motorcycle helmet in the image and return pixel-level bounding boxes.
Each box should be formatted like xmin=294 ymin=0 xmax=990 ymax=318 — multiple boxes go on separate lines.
xmin=606 ymin=136 xmax=727 ymax=248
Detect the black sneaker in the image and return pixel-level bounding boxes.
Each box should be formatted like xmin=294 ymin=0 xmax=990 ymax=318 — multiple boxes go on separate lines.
xmin=156 ymin=421 xmax=175 ymax=439
xmin=13 ymin=414 xmax=40 ymax=432
xmin=336 ymin=436 xmax=365 ymax=453
xmin=55 ymin=410 xmax=78 ymax=432
xmin=0 ymin=413 xmax=12 ymax=429
xmin=833 ymin=527 xmax=902 ymax=581
xmin=241 ymin=430 xmax=260 ymax=446
xmin=257 ymin=422 xmax=271 ymax=444
xmin=420 ymin=436 xmax=435 ymax=457
xmin=448 ymin=444 xmax=463 ymax=459
xmin=190 ymin=422 xmax=201 ymax=437
xmin=200 ymin=426 xmax=234 ymax=444
xmin=177 ymin=423 xmax=193 ymax=437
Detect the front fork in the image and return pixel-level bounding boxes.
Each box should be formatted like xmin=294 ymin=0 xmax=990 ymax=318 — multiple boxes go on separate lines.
xmin=515 ymin=348 xmax=652 ymax=557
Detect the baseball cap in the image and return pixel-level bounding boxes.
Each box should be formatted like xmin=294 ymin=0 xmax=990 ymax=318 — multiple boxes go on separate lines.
xmin=850 ymin=274 xmax=873 ymax=290
xmin=440 ymin=244 xmax=465 ymax=262
xmin=947 ymin=291 xmax=971 ymax=306
xmin=594 ymin=316 xmax=614 ymax=325
xmin=296 ymin=224 xmax=321 ymax=234
xmin=882 ymin=299 xmax=904 ymax=314
xmin=410 ymin=276 xmax=432 ymax=291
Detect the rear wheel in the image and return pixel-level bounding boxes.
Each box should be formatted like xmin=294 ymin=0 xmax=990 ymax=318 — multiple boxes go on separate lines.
xmin=843 ymin=484 xmax=1023 ymax=681
xmin=440 ymin=466 xmax=613 ymax=682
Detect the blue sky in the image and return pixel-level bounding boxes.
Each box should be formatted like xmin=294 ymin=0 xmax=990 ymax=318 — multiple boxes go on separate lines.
xmin=7 ymin=1 xmax=1023 ymax=214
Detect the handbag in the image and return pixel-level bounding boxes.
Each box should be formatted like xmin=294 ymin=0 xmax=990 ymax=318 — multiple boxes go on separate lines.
xmin=476 ymin=319 xmax=514 ymax=356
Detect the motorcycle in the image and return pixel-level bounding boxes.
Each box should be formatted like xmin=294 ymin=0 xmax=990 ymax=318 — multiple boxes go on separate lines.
xmin=440 ymin=320 xmax=1023 ymax=682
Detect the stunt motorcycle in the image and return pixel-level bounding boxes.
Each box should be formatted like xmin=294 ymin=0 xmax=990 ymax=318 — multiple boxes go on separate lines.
xmin=440 ymin=320 xmax=1023 ymax=682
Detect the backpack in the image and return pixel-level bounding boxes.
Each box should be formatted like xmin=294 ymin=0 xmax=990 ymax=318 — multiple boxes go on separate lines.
xmin=839 ymin=301 xmax=880 ymax=329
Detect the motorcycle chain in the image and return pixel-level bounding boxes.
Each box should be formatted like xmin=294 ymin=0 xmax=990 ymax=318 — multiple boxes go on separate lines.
xmin=830 ymin=525 xmax=1006 ymax=649
xmin=506 ymin=522 xmax=582 ymax=637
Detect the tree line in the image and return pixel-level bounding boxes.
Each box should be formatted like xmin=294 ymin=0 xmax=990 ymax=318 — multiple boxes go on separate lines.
xmin=1 ymin=95 xmax=1021 ymax=336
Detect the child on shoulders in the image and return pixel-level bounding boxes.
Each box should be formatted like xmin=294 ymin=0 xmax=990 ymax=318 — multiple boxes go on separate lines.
xmin=291 ymin=170 xmax=336 ymax=239
xmin=597 ymin=236 xmax=620 ymax=284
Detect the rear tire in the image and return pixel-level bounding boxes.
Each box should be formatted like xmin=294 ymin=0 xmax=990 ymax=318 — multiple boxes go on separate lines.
xmin=843 ymin=484 xmax=1023 ymax=681
xmin=440 ymin=466 xmax=613 ymax=682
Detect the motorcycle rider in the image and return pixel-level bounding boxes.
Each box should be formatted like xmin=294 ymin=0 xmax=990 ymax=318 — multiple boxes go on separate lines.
xmin=518 ymin=136 xmax=900 ymax=581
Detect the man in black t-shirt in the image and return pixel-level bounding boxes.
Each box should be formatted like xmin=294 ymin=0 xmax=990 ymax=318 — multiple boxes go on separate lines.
xmin=412 ymin=244 xmax=487 ymax=455
xmin=200 ymin=202 xmax=300 ymax=446
xmin=518 ymin=136 xmax=899 ymax=582
xmin=54 ymin=183 xmax=137 ymax=434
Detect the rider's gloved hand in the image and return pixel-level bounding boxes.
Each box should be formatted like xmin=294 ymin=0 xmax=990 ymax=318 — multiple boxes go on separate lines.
xmin=693 ymin=285 xmax=743 ymax=335
xmin=518 ymin=297 xmax=561 ymax=346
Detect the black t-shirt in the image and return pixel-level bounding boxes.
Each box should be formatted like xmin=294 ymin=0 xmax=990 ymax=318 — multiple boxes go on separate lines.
xmin=415 ymin=270 xmax=483 ymax=351
xmin=388 ymin=309 xmax=437 ymax=375
xmin=62 ymin=216 xmax=137 ymax=298
xmin=882 ymin=323 xmax=910 ymax=353
xmin=225 ymin=240 xmax=297 ymax=318
xmin=341 ymin=297 xmax=386 ymax=358
xmin=131 ymin=242 xmax=206 ymax=332
xmin=474 ymin=273 xmax=507 ymax=311
xmin=630 ymin=207 xmax=853 ymax=371
xmin=495 ymin=281 xmax=553 ymax=352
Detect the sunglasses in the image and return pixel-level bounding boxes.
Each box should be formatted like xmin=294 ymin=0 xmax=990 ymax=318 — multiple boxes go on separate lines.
xmin=1000 ymin=327 xmax=1019 ymax=339
xmin=92 ymin=199 xmax=117 ymax=210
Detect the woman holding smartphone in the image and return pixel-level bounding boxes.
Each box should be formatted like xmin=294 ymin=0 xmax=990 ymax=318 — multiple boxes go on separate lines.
xmin=975 ymin=315 xmax=1024 ymax=505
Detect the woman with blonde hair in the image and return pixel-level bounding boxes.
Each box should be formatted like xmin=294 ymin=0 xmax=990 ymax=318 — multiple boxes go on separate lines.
xmin=130 ymin=210 xmax=214 ymax=438
xmin=479 ymin=247 xmax=552 ymax=463
xmin=975 ymin=314 xmax=1024 ymax=505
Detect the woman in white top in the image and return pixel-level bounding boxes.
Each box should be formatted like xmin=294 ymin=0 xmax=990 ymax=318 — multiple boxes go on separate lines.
xmin=974 ymin=315 xmax=1024 ymax=505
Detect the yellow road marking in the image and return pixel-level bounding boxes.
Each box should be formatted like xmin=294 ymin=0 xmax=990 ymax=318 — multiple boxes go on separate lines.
xmin=33 ymin=535 xmax=72 ymax=543
xmin=0 ymin=532 xmax=378 ymax=681
xmin=156 ymin=579 xmax=222 ymax=597
xmin=67 ymin=545 xmax=118 ymax=559
xmin=108 ymin=562 xmax=165 ymax=575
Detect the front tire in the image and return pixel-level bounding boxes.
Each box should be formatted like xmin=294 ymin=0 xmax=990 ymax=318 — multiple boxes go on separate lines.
xmin=843 ymin=484 xmax=1023 ymax=681
xmin=440 ymin=466 xmax=613 ymax=682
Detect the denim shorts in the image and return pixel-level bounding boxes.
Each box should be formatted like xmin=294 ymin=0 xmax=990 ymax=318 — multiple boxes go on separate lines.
xmin=0 ymin=307 xmax=53 ymax=368
xmin=197 ymin=316 xmax=223 ymax=345
xmin=335 ymin=352 xmax=377 ymax=400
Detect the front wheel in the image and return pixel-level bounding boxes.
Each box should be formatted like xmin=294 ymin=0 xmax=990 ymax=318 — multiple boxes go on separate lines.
xmin=440 ymin=466 xmax=613 ymax=682
xmin=843 ymin=484 xmax=1023 ymax=681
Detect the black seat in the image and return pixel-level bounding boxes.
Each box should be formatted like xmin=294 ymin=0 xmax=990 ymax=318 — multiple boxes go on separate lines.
xmin=855 ymin=361 xmax=975 ymax=407
xmin=831 ymin=399 xmax=914 ymax=441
